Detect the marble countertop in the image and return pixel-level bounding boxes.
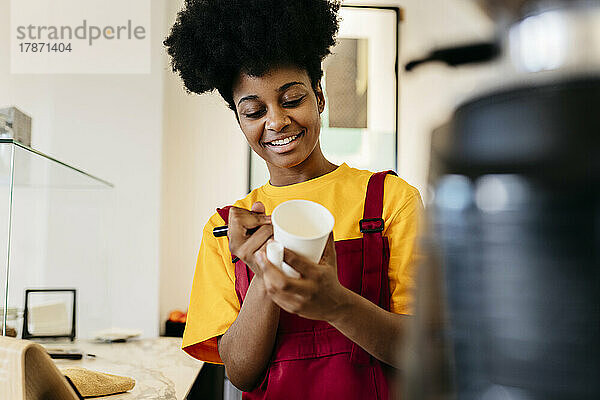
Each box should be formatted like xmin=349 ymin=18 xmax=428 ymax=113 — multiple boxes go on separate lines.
xmin=50 ymin=337 xmax=204 ymax=400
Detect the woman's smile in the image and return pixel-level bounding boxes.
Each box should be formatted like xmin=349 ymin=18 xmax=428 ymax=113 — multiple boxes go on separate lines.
xmin=263 ymin=129 xmax=305 ymax=153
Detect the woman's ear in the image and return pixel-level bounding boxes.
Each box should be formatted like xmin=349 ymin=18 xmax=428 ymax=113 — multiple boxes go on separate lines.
xmin=314 ymin=83 xmax=326 ymax=114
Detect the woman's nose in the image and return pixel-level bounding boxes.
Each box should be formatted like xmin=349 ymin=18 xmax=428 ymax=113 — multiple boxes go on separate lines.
xmin=265 ymin=107 xmax=291 ymax=132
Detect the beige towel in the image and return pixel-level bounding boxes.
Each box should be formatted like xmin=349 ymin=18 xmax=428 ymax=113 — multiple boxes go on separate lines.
xmin=62 ymin=367 xmax=135 ymax=397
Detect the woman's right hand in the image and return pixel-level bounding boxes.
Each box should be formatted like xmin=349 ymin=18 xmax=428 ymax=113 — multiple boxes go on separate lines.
xmin=227 ymin=201 xmax=273 ymax=276
xmin=220 ymin=201 xmax=279 ymax=392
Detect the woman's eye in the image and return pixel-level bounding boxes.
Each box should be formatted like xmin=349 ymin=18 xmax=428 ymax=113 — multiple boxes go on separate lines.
xmin=244 ymin=110 xmax=265 ymax=119
xmin=283 ymin=95 xmax=306 ymax=107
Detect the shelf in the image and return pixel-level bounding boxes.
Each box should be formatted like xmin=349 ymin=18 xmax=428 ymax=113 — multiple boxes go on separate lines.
xmin=0 ymin=139 xmax=113 ymax=189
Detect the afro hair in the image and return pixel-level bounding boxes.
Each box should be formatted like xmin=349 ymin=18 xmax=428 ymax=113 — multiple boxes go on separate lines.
xmin=164 ymin=0 xmax=341 ymax=111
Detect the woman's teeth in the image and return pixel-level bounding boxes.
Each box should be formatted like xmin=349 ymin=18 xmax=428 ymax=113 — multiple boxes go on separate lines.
xmin=269 ymin=133 xmax=300 ymax=146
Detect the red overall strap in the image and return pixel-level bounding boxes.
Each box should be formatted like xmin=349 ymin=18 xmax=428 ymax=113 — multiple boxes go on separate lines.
xmin=216 ymin=206 xmax=253 ymax=305
xmin=351 ymin=170 xmax=397 ymax=365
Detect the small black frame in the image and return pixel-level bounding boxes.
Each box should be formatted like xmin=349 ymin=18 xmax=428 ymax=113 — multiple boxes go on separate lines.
xmin=22 ymin=288 xmax=77 ymax=341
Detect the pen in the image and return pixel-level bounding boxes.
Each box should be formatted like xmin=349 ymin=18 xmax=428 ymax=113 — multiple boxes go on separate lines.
xmin=212 ymin=225 xmax=228 ymax=237
xmin=212 ymin=225 xmax=260 ymax=264
xmin=212 ymin=225 xmax=259 ymax=237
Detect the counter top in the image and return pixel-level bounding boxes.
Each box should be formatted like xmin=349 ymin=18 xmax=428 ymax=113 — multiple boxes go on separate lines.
xmin=50 ymin=337 xmax=204 ymax=399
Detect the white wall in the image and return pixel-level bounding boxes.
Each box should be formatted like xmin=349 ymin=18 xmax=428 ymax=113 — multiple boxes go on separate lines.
xmin=0 ymin=0 xmax=168 ymax=337
xmin=158 ymin=86 xmax=248 ymax=332
xmin=158 ymin=0 xmax=498 ymax=325
xmin=159 ymin=1 xmax=249 ymax=332
xmin=393 ymin=0 xmax=496 ymax=195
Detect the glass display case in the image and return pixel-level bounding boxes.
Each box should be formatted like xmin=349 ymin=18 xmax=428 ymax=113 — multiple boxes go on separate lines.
xmin=0 ymin=139 xmax=114 ymax=339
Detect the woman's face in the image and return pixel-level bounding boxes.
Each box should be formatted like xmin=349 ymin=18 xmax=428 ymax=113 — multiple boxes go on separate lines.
xmin=232 ymin=66 xmax=325 ymax=170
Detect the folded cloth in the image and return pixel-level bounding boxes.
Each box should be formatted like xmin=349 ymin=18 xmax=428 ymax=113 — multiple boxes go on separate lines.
xmin=62 ymin=367 xmax=135 ymax=397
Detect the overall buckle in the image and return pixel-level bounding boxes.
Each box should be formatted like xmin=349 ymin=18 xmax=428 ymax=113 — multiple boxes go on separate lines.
xmin=359 ymin=218 xmax=384 ymax=233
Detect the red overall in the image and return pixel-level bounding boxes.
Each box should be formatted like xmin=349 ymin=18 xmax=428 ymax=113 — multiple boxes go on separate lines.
xmin=217 ymin=171 xmax=397 ymax=400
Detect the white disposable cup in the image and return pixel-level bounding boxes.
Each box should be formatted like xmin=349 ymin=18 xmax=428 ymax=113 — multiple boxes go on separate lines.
xmin=267 ymin=200 xmax=335 ymax=277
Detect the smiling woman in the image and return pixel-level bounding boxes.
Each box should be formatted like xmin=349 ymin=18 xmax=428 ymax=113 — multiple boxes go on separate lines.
xmin=164 ymin=1 xmax=422 ymax=399
xmin=233 ymin=67 xmax=334 ymax=186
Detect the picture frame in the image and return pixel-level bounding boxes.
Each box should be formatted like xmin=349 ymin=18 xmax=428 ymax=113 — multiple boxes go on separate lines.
xmin=22 ymin=288 xmax=76 ymax=341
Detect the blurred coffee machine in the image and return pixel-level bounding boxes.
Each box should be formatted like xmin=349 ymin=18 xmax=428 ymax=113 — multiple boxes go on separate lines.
xmin=404 ymin=1 xmax=599 ymax=399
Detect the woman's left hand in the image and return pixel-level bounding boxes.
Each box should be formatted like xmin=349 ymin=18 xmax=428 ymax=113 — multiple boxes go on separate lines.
xmin=255 ymin=232 xmax=350 ymax=322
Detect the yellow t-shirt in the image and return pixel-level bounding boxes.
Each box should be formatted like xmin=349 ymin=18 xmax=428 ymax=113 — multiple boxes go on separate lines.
xmin=182 ymin=163 xmax=422 ymax=363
